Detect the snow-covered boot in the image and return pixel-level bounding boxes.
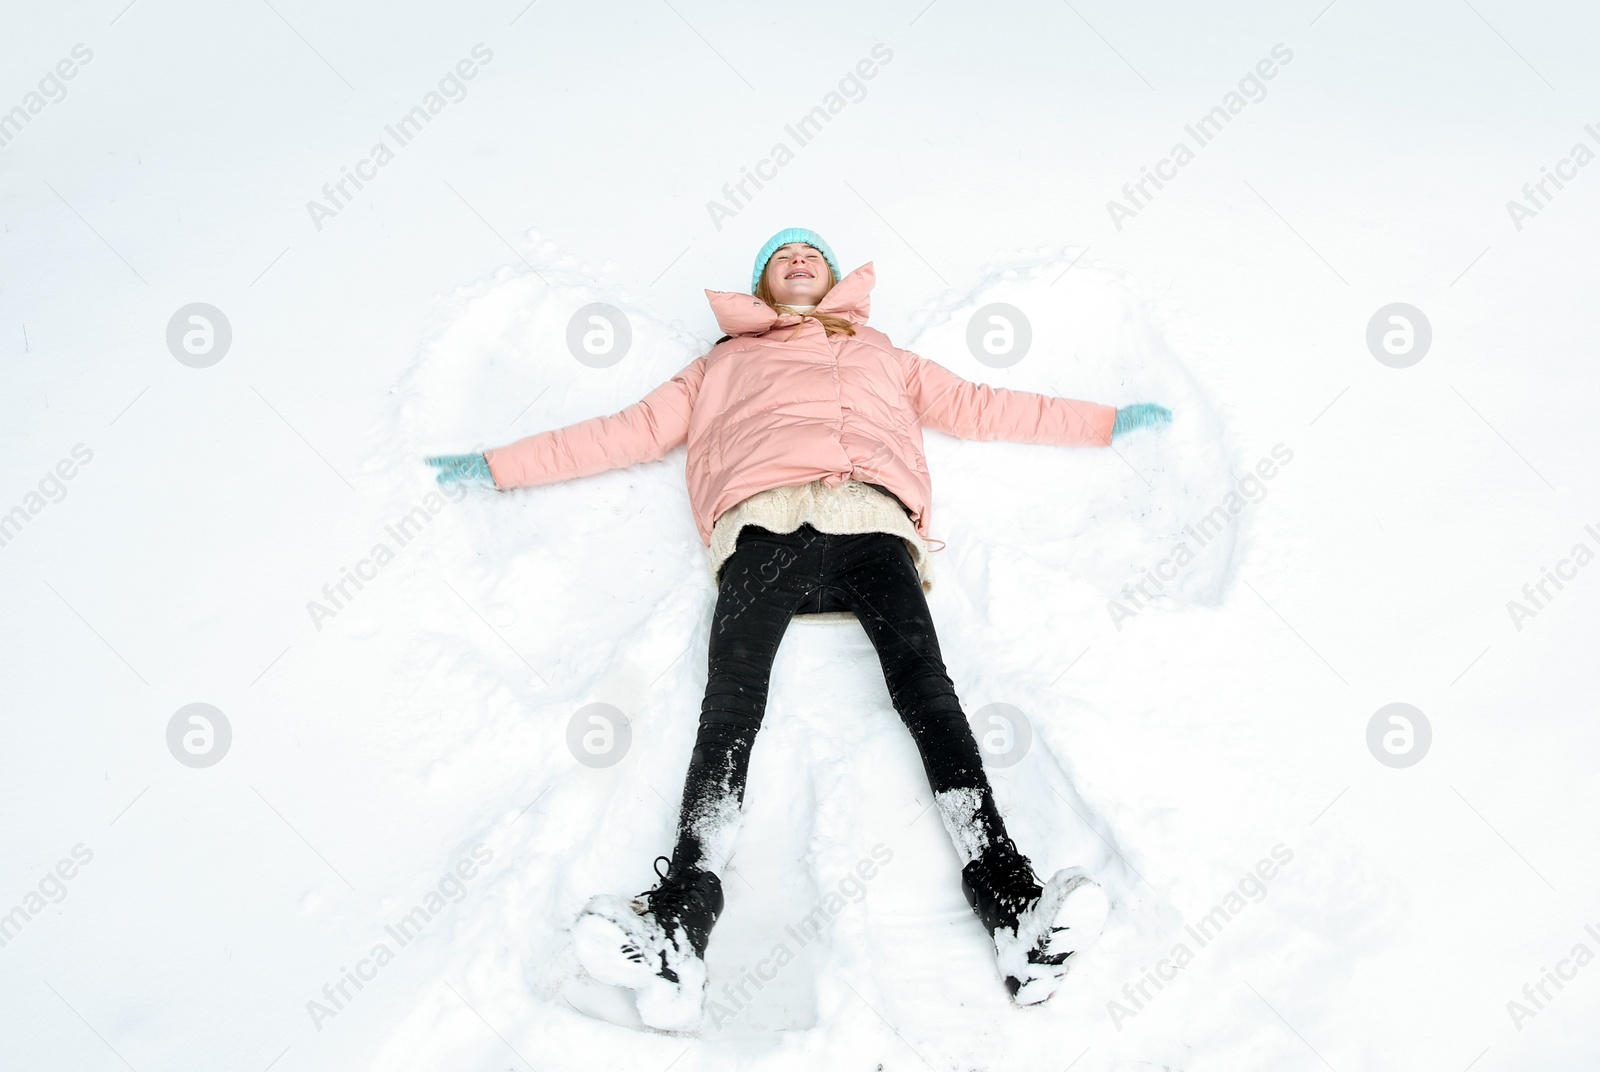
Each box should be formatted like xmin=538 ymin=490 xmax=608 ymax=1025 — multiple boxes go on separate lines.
xmin=572 ymin=856 xmax=724 ymax=1032
xmin=961 ymin=838 xmax=1109 ymax=1004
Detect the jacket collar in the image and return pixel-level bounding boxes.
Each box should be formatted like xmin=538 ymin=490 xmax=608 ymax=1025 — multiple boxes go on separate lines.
xmin=706 ymin=262 xmax=875 ymax=337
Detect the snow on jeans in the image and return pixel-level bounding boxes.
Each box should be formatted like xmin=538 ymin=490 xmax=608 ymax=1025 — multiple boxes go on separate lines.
xmin=671 ymin=522 xmax=1008 ymax=877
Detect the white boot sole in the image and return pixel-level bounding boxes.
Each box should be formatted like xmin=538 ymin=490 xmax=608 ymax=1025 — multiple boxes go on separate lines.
xmin=1007 ymin=869 xmax=1111 ymax=1005
xmin=572 ymin=895 xmax=706 ymax=1033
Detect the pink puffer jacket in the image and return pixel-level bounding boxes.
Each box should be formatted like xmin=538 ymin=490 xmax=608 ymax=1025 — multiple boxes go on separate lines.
xmin=485 ymin=263 xmax=1117 ymax=546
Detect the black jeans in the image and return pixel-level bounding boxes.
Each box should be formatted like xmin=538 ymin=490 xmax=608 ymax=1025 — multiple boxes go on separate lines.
xmin=670 ymin=523 xmax=1008 ymax=875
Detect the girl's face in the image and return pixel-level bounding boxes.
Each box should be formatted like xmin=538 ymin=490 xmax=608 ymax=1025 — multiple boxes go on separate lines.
xmin=763 ymin=244 xmax=833 ymax=307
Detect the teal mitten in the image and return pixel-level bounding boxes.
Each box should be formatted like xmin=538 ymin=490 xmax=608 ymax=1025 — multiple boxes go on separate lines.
xmin=426 ymin=453 xmax=495 ymax=488
xmin=1111 ymin=403 xmax=1172 ymax=440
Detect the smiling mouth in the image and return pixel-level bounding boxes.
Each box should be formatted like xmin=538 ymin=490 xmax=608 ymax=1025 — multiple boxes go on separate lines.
xmin=786 ymin=270 xmax=814 ymax=279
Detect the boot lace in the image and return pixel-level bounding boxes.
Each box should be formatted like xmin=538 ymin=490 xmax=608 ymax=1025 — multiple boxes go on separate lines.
xmin=631 ymin=856 xmax=722 ymax=964
xmin=634 ymin=857 xmax=712 ymax=929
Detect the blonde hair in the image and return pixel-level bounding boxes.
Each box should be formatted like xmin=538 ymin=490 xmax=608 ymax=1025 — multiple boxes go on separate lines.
xmin=755 ymin=263 xmax=856 ymax=337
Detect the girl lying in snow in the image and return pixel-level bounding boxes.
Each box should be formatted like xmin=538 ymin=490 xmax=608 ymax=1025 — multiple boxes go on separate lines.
xmin=428 ymin=228 xmax=1171 ymax=1031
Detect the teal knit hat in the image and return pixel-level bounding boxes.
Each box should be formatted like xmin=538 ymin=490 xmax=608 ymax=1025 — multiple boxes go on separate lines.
xmin=751 ymin=228 xmax=841 ymax=293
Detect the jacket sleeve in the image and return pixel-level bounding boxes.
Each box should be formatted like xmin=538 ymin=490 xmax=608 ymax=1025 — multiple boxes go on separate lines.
xmin=484 ymin=355 xmax=708 ymax=490
xmin=899 ymin=349 xmax=1116 ymax=447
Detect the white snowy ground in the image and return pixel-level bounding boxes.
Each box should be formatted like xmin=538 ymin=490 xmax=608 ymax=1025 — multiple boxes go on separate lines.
xmin=3 ymin=2 xmax=1598 ymax=1070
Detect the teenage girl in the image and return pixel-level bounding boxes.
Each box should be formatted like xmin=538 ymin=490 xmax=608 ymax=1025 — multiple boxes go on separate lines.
xmin=428 ymin=228 xmax=1171 ymax=1030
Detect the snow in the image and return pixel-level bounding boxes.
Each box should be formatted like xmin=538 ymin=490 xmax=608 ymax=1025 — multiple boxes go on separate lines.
xmin=570 ymin=890 xmax=710 ymax=1033
xmin=934 ymin=786 xmax=991 ymax=866
xmin=4 ymin=1 xmax=1599 ymax=1069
